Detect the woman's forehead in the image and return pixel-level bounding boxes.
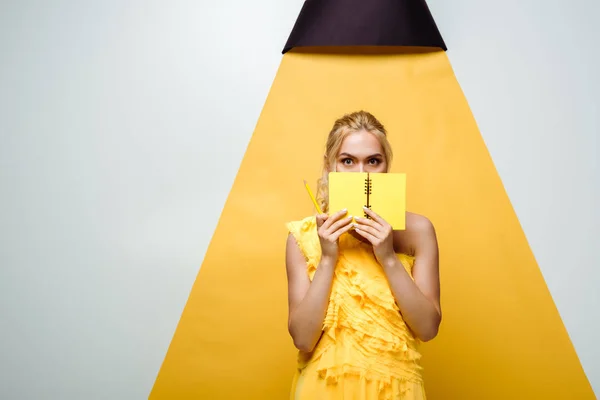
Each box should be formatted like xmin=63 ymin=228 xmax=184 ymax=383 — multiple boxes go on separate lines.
xmin=338 ymin=131 xmax=383 ymax=155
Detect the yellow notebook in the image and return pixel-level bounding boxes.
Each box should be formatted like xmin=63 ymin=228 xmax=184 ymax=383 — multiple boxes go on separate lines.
xmin=328 ymin=172 xmax=406 ymax=230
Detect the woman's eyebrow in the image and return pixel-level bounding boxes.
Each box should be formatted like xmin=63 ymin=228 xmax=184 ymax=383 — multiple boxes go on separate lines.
xmin=339 ymin=152 xmax=383 ymax=158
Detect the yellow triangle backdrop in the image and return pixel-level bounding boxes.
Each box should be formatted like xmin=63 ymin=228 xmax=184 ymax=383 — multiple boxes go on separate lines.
xmin=149 ymin=48 xmax=594 ymax=399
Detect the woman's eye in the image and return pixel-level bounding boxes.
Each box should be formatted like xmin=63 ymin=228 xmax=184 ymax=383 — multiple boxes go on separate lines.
xmin=342 ymin=158 xmax=352 ymax=165
xmin=368 ymin=158 xmax=380 ymax=165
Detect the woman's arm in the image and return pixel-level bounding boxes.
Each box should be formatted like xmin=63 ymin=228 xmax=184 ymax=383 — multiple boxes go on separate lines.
xmin=353 ymin=209 xmax=441 ymax=341
xmin=286 ymin=237 xmax=336 ymax=352
xmin=381 ymin=216 xmax=441 ymax=341
xmin=286 ymin=211 xmax=353 ymax=352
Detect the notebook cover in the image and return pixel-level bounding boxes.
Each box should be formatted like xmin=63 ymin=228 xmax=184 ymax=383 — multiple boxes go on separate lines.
xmin=328 ymin=172 xmax=406 ymax=229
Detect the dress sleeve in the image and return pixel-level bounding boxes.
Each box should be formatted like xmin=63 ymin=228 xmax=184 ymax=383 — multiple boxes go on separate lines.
xmin=285 ymin=216 xmax=321 ymax=279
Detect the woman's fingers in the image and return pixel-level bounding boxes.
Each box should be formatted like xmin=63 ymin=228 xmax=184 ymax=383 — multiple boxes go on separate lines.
xmin=353 ymin=225 xmax=379 ymax=244
xmin=316 ymin=213 xmax=329 ymax=228
xmin=362 ymin=207 xmax=386 ymax=226
xmin=327 ymin=215 xmax=353 ymax=235
xmin=354 ymin=216 xmax=380 ymax=229
xmin=356 ymin=214 xmax=383 ymax=232
xmin=330 ymin=222 xmax=354 ymax=242
xmin=318 ymin=210 xmax=349 ymax=246
xmin=353 ymin=220 xmax=382 ymax=239
xmin=354 ymin=215 xmax=386 ymax=238
xmin=322 ymin=208 xmax=348 ymax=230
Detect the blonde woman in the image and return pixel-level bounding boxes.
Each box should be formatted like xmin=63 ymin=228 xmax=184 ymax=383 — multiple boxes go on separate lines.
xmin=285 ymin=111 xmax=441 ymax=399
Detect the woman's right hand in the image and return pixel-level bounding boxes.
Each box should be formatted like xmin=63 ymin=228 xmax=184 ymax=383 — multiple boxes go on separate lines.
xmin=316 ymin=209 xmax=354 ymax=262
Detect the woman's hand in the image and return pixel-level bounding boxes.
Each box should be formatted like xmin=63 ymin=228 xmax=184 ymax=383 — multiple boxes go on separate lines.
xmin=353 ymin=207 xmax=396 ymax=267
xmin=316 ymin=209 xmax=354 ymax=262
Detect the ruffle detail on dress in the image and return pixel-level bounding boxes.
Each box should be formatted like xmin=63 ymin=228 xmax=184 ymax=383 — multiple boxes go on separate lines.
xmin=286 ymin=216 xmax=424 ymax=393
xmin=315 ymin=363 xmax=419 ymax=399
xmin=309 ymin=248 xmax=423 ymax=385
xmin=285 ymin=216 xmax=321 ymax=275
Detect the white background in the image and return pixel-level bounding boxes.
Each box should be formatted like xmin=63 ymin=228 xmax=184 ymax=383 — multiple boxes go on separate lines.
xmin=1 ymin=1 xmax=598 ymax=398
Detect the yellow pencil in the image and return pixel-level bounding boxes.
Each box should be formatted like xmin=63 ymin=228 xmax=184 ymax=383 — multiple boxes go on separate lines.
xmin=303 ymin=180 xmax=323 ymax=214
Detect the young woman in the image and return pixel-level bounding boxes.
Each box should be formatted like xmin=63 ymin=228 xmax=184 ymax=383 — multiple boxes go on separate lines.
xmin=285 ymin=111 xmax=441 ymax=399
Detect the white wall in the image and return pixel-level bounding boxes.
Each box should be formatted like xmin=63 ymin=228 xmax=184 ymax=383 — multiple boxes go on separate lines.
xmin=0 ymin=1 xmax=597 ymax=399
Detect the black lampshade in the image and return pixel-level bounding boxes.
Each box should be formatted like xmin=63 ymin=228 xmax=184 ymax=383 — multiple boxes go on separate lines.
xmin=282 ymin=0 xmax=447 ymax=54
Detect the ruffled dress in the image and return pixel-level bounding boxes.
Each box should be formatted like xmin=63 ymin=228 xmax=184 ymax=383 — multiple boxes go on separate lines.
xmin=286 ymin=216 xmax=426 ymax=400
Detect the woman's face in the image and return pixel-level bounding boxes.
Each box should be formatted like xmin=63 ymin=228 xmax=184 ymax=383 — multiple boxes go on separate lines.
xmin=334 ymin=129 xmax=387 ymax=173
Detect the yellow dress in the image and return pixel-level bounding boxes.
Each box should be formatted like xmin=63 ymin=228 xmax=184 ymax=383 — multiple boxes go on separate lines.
xmin=286 ymin=216 xmax=426 ymax=400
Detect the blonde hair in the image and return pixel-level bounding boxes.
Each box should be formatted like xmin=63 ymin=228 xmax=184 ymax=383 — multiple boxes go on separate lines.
xmin=316 ymin=110 xmax=393 ymax=213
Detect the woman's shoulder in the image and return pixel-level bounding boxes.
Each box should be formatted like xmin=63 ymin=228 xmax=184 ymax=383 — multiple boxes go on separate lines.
xmin=393 ymin=212 xmax=437 ymax=256
xmin=405 ymin=211 xmax=436 ymax=233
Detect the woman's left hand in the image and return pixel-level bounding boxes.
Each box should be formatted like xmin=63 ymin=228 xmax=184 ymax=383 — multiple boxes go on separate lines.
xmin=353 ymin=207 xmax=396 ymax=267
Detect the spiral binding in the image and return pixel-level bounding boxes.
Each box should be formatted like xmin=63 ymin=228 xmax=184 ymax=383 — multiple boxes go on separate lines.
xmin=364 ymin=173 xmax=372 ymax=218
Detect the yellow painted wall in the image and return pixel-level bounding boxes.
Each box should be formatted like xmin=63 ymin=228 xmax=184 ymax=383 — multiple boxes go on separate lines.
xmin=149 ymin=48 xmax=594 ymax=399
